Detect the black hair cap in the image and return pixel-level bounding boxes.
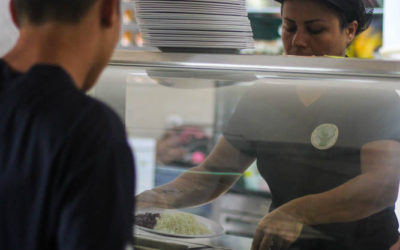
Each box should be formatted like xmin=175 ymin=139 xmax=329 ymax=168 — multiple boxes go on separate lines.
xmin=275 ymin=0 xmax=373 ymax=35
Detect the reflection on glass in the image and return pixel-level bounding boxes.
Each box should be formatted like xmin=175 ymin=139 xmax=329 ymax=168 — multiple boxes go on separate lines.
xmin=101 ymin=1 xmax=400 ymax=249
xmin=136 ymin=79 xmax=400 ymax=249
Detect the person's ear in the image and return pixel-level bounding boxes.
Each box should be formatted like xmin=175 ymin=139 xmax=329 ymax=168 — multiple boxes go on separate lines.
xmin=345 ymin=20 xmax=358 ymax=45
xmin=9 ymin=0 xmax=20 ymax=28
xmin=100 ymin=0 xmax=120 ymax=27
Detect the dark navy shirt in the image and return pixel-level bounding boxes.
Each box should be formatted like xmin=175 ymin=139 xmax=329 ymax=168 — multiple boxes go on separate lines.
xmin=0 ymin=60 xmax=135 ymax=250
xmin=224 ymin=83 xmax=400 ymax=250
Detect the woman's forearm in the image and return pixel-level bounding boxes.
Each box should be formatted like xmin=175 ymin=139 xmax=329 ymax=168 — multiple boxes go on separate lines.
xmin=136 ymin=165 xmax=241 ymax=209
xmin=136 ymin=136 xmax=255 ymax=209
xmin=279 ymin=171 xmax=399 ymax=225
xmin=281 ymin=141 xmax=400 ymax=225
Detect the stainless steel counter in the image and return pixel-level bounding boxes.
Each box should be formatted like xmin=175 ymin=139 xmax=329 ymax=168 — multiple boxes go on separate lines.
xmin=135 ymin=228 xmax=253 ymax=250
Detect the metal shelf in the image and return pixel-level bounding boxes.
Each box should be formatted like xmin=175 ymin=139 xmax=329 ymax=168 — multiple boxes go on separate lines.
xmin=111 ymin=51 xmax=400 ymax=79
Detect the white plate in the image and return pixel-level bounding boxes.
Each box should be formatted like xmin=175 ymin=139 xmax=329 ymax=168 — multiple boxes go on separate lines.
xmin=136 ymin=6 xmax=244 ymax=10
xmin=135 ymin=0 xmax=244 ymax=4
xmin=144 ymin=37 xmax=252 ymax=42
xmin=140 ymin=25 xmax=252 ymax=32
xmin=144 ymin=36 xmax=253 ymax=41
xmin=137 ymin=19 xmax=250 ymax=25
xmin=136 ymin=2 xmax=244 ymax=9
xmin=143 ymin=34 xmax=253 ymax=39
xmin=143 ymin=30 xmax=253 ymax=35
xmin=136 ymin=13 xmax=249 ymax=21
xmin=145 ymin=44 xmax=253 ymax=49
xmin=146 ymin=42 xmax=252 ymax=46
xmin=134 ymin=209 xmax=224 ymax=238
xmin=146 ymin=44 xmax=253 ymax=48
xmin=135 ymin=9 xmax=247 ymax=16
xmin=134 ymin=0 xmax=244 ymax=4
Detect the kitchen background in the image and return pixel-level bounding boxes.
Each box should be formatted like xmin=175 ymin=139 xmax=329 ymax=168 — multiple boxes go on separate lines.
xmin=1 ymin=0 xmax=400 ymax=238
xmin=1 ymin=0 xmax=399 ymax=57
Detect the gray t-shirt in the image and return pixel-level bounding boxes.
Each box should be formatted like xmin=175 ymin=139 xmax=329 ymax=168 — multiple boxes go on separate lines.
xmin=224 ymin=83 xmax=400 ymax=249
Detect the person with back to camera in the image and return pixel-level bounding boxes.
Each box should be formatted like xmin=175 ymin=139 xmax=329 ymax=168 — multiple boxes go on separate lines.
xmin=136 ymin=0 xmax=400 ymax=249
xmin=0 ymin=0 xmax=135 ymax=249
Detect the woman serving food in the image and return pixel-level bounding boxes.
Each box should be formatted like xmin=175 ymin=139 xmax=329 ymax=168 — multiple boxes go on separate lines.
xmin=137 ymin=0 xmax=400 ymax=249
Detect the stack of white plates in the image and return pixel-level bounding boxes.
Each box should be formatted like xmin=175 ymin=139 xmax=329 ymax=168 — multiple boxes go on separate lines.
xmin=133 ymin=0 xmax=254 ymax=51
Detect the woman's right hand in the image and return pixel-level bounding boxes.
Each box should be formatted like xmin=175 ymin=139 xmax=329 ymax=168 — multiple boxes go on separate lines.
xmin=251 ymin=209 xmax=303 ymax=250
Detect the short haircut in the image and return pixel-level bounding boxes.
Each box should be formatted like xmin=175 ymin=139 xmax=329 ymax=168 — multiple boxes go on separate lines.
xmin=13 ymin=0 xmax=99 ymax=24
xmin=277 ymin=0 xmax=372 ymax=35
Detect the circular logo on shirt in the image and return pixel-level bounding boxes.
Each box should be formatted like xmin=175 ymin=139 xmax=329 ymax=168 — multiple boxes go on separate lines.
xmin=311 ymin=123 xmax=339 ymax=150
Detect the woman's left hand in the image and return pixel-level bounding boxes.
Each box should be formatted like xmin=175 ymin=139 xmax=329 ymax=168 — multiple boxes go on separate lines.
xmin=251 ymin=209 xmax=303 ymax=250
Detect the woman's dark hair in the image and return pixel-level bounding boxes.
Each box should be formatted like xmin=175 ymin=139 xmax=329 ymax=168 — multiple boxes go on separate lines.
xmin=13 ymin=0 xmax=99 ymax=24
xmin=277 ymin=0 xmax=373 ymax=35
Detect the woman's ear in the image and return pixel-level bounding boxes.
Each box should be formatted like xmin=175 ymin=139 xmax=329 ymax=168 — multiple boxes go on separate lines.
xmin=100 ymin=0 xmax=120 ymax=27
xmin=9 ymin=0 xmax=20 ymax=28
xmin=346 ymin=20 xmax=359 ymax=45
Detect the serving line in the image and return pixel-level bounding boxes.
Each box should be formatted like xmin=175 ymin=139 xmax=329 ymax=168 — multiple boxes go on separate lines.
xmin=135 ymin=228 xmax=252 ymax=250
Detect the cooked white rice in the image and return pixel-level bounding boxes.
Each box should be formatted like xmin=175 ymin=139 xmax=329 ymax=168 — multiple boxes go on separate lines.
xmin=154 ymin=213 xmax=211 ymax=235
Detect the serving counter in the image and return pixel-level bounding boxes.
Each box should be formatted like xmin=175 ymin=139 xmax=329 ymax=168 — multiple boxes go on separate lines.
xmin=135 ymin=228 xmax=252 ymax=250
xmin=94 ymin=51 xmax=400 ymax=248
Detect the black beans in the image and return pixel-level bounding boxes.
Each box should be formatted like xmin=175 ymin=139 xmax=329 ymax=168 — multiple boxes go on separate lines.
xmin=135 ymin=213 xmax=161 ymax=229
